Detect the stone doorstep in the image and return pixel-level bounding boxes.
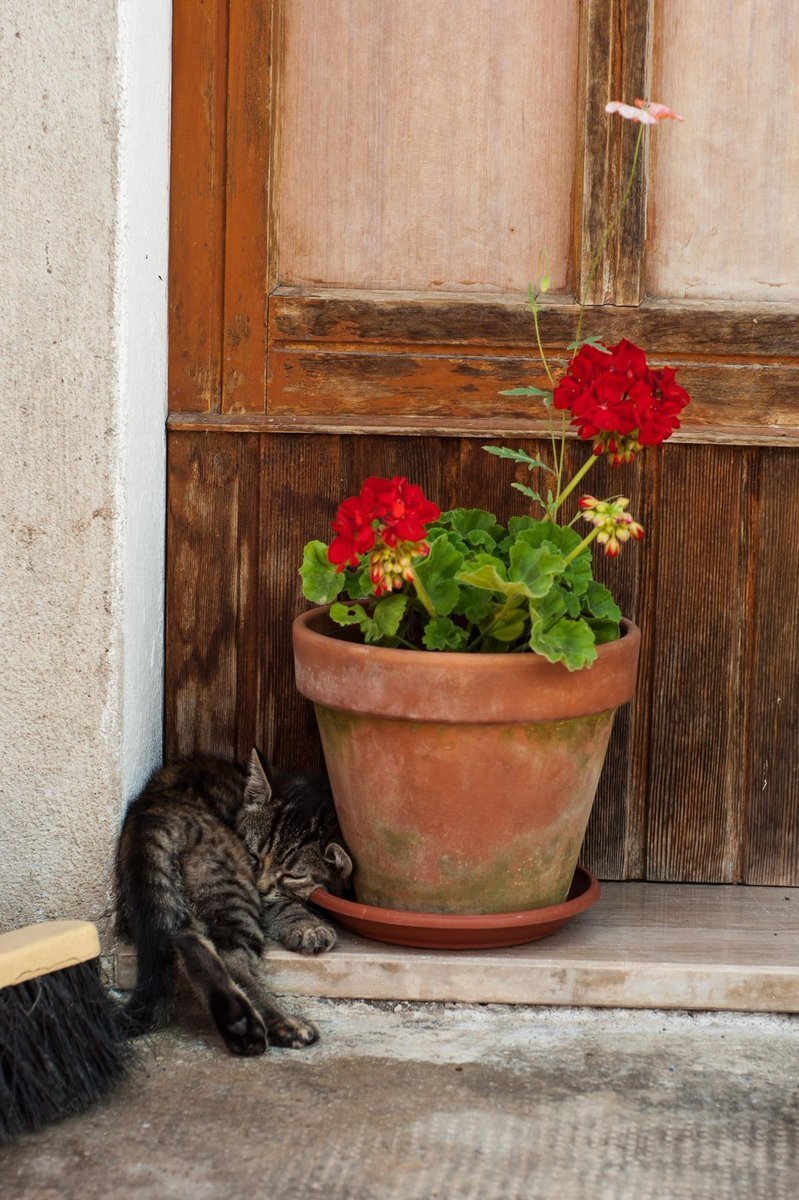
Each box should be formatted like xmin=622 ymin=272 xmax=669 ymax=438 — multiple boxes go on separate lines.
xmin=112 ymin=881 xmax=799 ymax=1014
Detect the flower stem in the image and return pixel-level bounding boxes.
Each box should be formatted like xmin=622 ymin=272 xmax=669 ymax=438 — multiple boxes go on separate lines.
xmin=551 ymin=452 xmax=598 ymax=517
xmin=576 ymin=123 xmax=647 ymax=344
xmin=410 ymin=568 xmax=437 ymax=618
xmin=530 ymin=288 xmax=556 ymax=389
xmin=562 ymin=524 xmax=602 ymax=566
xmin=467 ymin=596 xmax=519 ymax=651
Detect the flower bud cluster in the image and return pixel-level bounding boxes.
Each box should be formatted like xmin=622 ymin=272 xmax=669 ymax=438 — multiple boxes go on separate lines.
xmin=579 ymin=496 xmax=644 ymax=558
xmin=370 ymin=536 xmax=430 ymax=597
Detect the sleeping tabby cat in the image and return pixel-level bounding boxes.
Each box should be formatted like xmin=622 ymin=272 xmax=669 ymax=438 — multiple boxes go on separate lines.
xmin=115 ymin=749 xmax=352 ymax=1055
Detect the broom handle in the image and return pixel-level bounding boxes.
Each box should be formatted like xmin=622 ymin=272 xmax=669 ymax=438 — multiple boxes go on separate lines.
xmin=0 ymin=921 xmax=101 ymax=987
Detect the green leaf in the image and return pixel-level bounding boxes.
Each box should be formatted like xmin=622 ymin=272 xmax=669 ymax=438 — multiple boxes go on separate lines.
xmin=508 ymin=519 xmax=582 ymax=556
xmin=457 ymin=563 xmax=509 ymax=594
xmin=330 ymin=597 xmax=409 ymax=646
xmin=330 ymin=601 xmax=369 ymax=627
xmin=422 ymin=616 xmax=470 ymax=651
xmin=454 ymin=586 xmax=494 ymax=626
xmin=483 ymin=446 xmax=556 ymax=475
xmin=532 ymin=585 xmax=568 ymax=629
xmin=437 ymin=509 xmax=506 ymax=539
xmin=498 ymin=386 xmax=554 ymax=400
xmin=413 ymin=534 xmax=464 ymax=616
xmin=373 ymin=594 xmax=408 ymax=637
xmin=300 ymin=541 xmax=344 ymax=604
xmin=530 ymin=614 xmax=597 ymax=671
xmin=584 ymin=581 xmax=622 ymax=623
xmin=510 ymin=482 xmax=544 ymax=506
xmin=586 ymin=618 xmax=621 ymax=645
xmin=566 ymin=335 xmax=611 ymax=353
xmin=343 ymin=562 xmax=375 ymax=600
xmin=489 ymin=602 xmax=528 ymax=643
xmin=508 ymin=541 xmax=565 ymax=599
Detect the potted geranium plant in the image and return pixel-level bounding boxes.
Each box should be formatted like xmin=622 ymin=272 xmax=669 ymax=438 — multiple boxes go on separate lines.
xmin=294 ymin=99 xmax=689 ymax=930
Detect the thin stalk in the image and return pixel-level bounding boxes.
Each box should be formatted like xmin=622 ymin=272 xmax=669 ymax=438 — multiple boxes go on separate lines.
xmin=562 ymin=524 xmax=602 ymax=566
xmin=410 ymin=568 xmax=437 ymax=618
xmin=576 ymin=123 xmax=646 ymax=344
xmin=531 ymin=289 xmax=556 ymax=389
xmin=551 ymin=453 xmax=598 ymax=517
xmin=466 ymin=596 xmax=519 ymax=652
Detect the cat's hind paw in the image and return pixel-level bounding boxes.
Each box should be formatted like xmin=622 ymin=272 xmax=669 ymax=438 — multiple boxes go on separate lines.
xmin=210 ymin=989 xmax=268 ymax=1057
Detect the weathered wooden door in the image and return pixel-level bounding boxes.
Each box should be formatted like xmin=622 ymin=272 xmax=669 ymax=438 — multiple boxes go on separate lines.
xmin=166 ymin=0 xmax=799 ymax=884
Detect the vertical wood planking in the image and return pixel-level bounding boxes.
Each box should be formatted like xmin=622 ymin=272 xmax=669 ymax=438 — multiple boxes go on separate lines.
xmin=221 ymin=0 xmax=274 ymax=414
xmin=169 ymin=0 xmax=229 ymax=412
xmin=612 ymin=0 xmax=653 ymax=305
xmin=745 ymin=449 xmax=799 ymax=884
xmin=257 ymin=434 xmax=342 ymax=773
xmin=646 ymin=444 xmax=749 ymax=882
xmin=572 ymin=0 xmax=619 ymax=304
xmin=232 ymin=434 xmax=263 ymax=760
xmin=572 ymin=0 xmax=653 ymax=306
xmin=165 ymin=432 xmax=241 ymax=756
xmin=576 ymin=442 xmax=657 ymax=878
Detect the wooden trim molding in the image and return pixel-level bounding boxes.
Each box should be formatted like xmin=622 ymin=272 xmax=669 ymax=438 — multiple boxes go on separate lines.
xmin=269 ymin=288 xmax=798 ymax=355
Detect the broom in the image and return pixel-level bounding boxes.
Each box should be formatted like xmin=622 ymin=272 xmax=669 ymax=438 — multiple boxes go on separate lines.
xmin=0 ymin=920 xmax=131 ymax=1143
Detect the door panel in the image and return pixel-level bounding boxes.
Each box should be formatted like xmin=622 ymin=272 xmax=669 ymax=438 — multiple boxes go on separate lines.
xmin=167 ymin=0 xmax=799 ymax=883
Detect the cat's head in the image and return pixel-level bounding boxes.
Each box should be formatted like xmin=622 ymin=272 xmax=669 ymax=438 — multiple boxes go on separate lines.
xmin=239 ymin=749 xmax=353 ymax=901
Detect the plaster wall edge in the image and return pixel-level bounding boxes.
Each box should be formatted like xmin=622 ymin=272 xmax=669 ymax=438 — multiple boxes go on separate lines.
xmin=115 ymin=0 xmax=172 ymax=813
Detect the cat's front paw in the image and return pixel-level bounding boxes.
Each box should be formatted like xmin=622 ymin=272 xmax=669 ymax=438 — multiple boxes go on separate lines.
xmin=282 ymin=921 xmax=337 ymax=956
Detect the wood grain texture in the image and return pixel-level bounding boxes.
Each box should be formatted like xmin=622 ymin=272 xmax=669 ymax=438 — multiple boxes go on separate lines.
xmin=275 ymin=0 xmax=579 ymax=292
xmin=612 ymin=0 xmax=653 ymax=305
xmin=221 ymin=0 xmax=274 ymax=414
xmin=650 ymin=0 xmax=799 ymax=301
xmin=169 ymin=0 xmax=229 ymax=412
xmin=573 ymin=0 xmax=619 ymax=305
xmin=745 ymin=449 xmax=799 ymax=885
xmin=256 ymin=434 xmax=340 ymax=772
xmin=165 ymin=431 xmax=799 ymax=884
xmin=578 ymin=442 xmax=656 ymax=879
xmin=646 ymin=444 xmax=750 ymax=882
xmin=572 ymin=0 xmax=653 ymax=306
xmin=269 ymin=288 xmax=799 ymax=355
xmin=265 ymin=288 xmax=799 ymax=440
xmin=165 ymin=432 xmax=242 ymax=756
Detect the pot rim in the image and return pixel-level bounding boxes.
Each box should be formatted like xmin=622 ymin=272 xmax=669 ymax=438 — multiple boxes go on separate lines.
xmin=295 ymin=605 xmax=637 ymax=668
xmin=293 ymin=606 xmax=641 ymax=723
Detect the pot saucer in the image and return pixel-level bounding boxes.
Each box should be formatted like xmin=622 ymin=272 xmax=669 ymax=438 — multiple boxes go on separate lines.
xmin=309 ymin=867 xmax=600 ymax=950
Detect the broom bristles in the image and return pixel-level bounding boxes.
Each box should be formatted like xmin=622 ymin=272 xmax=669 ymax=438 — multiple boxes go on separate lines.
xmin=0 ymin=957 xmax=131 ymax=1143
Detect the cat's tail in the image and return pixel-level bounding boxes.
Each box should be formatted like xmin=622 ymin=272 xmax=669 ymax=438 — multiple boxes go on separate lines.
xmin=115 ymin=815 xmax=192 ymax=1037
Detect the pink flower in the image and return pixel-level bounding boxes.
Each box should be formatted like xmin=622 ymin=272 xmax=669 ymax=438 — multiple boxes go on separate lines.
xmin=605 ymin=99 xmax=684 ymax=124
xmin=634 ymin=98 xmax=684 ymax=123
xmin=605 ymin=101 xmax=657 ymax=125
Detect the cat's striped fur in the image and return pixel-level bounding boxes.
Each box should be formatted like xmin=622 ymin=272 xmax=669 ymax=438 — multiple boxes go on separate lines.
xmin=115 ymin=749 xmax=351 ymax=1055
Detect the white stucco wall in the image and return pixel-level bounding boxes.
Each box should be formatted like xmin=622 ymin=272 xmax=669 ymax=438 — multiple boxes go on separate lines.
xmin=0 ymin=3 xmax=170 ymax=938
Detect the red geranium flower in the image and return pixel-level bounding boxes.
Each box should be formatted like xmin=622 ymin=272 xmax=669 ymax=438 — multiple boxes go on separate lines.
xmin=361 ymin=476 xmax=441 ymax=547
xmin=327 ymin=477 xmax=441 ymax=572
xmin=328 ymin=494 xmax=377 ymax=569
xmin=554 ymin=339 xmax=690 ymax=464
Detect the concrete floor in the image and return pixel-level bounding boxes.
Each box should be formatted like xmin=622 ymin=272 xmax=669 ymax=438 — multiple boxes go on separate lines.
xmin=3 ymin=997 xmax=798 ymax=1200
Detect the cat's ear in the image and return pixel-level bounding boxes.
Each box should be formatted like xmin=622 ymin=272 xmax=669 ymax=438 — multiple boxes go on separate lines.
xmin=324 ymin=842 xmax=353 ymax=882
xmin=244 ymin=748 xmax=275 ymax=809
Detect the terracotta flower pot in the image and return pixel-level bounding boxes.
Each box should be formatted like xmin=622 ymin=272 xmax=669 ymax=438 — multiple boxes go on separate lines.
xmin=293 ymin=606 xmax=640 ymax=915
